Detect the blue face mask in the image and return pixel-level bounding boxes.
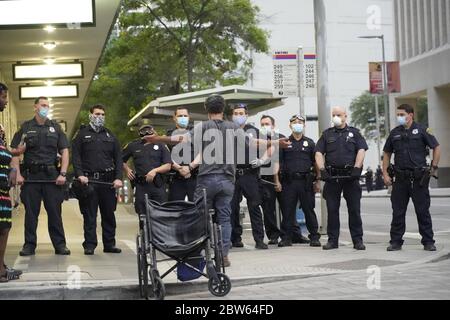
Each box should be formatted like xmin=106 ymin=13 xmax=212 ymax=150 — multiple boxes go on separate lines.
xmin=397 ymin=116 xmax=407 ymax=126
xmin=233 ymin=115 xmax=247 ymax=126
xmin=177 ymin=116 xmax=189 ymax=128
xmin=38 ymin=107 xmax=49 ymax=118
xmin=292 ymin=123 xmax=304 ymax=134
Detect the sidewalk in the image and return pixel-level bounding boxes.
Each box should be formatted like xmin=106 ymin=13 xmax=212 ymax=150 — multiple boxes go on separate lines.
xmin=360 ymin=187 xmax=450 ymax=198
xmin=0 ymin=199 xmax=449 ymax=299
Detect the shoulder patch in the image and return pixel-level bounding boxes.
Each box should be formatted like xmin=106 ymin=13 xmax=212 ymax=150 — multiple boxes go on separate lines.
xmin=426 ymin=128 xmax=433 ymax=135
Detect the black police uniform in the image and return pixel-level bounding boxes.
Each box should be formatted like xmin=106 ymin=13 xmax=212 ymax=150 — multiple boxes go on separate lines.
xmin=230 ymin=124 xmax=265 ymax=246
xmin=280 ymin=135 xmax=320 ymax=242
xmin=71 ymin=125 xmax=123 ymax=251
xmin=315 ymin=125 xmax=368 ymax=246
xmin=122 ymin=138 xmax=171 ymax=213
xmin=383 ymin=122 xmax=439 ymax=246
xmin=166 ymin=127 xmax=197 ymax=201
xmin=11 ymin=118 xmax=69 ymax=252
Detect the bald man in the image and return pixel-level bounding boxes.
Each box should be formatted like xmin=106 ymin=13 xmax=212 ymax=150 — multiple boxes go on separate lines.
xmin=315 ymin=106 xmax=368 ymax=250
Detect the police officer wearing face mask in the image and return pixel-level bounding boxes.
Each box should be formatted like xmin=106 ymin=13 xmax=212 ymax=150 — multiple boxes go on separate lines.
xmin=278 ymin=115 xmax=321 ymax=247
xmin=71 ymin=104 xmax=123 ymax=255
xmin=315 ymin=106 xmax=368 ymax=250
xmin=382 ymin=104 xmax=441 ymax=252
xmin=10 ymin=96 xmax=70 ymax=256
xmin=166 ymin=107 xmax=196 ymax=201
xmin=230 ymin=103 xmax=268 ymax=250
xmin=123 ymin=124 xmax=171 ymax=214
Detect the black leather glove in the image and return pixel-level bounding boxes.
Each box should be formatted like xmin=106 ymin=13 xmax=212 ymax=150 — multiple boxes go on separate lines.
xmin=319 ymin=168 xmax=331 ymax=182
xmin=351 ymin=167 xmax=362 ymax=179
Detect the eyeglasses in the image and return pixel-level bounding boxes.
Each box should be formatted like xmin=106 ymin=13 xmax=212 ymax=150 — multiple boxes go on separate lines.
xmin=290 ymin=114 xmax=305 ymax=122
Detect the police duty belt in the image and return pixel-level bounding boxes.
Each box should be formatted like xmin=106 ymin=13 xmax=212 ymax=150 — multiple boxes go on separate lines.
xmin=24 ymin=179 xmax=114 ymax=187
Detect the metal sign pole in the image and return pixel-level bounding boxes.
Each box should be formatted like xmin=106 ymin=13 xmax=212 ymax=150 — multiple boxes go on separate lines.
xmin=375 ymin=94 xmax=382 ymax=167
xmin=314 ymin=0 xmax=330 ymax=235
xmin=298 ymin=46 xmax=304 ymax=116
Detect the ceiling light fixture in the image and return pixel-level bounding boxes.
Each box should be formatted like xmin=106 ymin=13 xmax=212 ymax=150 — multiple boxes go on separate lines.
xmin=43 ymin=58 xmax=55 ymax=65
xmin=13 ymin=61 xmax=84 ymax=80
xmin=44 ymin=25 xmax=55 ymax=32
xmin=0 ymin=0 xmax=95 ymax=27
xmin=42 ymin=41 xmax=57 ymax=50
xmin=20 ymin=84 xmax=78 ymax=99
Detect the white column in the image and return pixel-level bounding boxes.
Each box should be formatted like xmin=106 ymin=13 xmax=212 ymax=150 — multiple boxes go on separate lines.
xmin=427 ymin=87 xmax=450 ymax=187
xmin=394 ymin=0 xmax=402 ymax=60
xmin=403 ymin=0 xmax=411 ymax=59
xmin=410 ymin=0 xmax=418 ymax=57
xmin=424 ymin=0 xmax=432 ymax=51
xmin=430 ymin=0 xmax=440 ymax=49
xmin=447 ymin=0 xmax=450 ymax=44
xmin=417 ymin=0 xmax=425 ymax=55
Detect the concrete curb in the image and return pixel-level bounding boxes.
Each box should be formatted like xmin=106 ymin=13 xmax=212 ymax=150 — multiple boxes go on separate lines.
xmin=360 ymin=195 xmax=450 ymax=198
xmin=2 ymin=248 xmax=449 ymax=300
xmin=0 ymin=272 xmax=341 ymax=300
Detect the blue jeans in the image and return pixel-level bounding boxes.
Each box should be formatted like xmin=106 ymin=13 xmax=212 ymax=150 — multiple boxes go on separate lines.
xmin=194 ymin=174 xmax=235 ymax=256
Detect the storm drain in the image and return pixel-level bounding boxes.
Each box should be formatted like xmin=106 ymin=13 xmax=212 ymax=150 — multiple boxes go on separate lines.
xmin=310 ymin=258 xmax=406 ymax=271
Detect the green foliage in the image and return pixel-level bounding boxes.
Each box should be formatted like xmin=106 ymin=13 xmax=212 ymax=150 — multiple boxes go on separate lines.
xmin=349 ymin=91 xmax=386 ymax=141
xmin=79 ymin=0 xmax=269 ymax=146
xmin=415 ymin=97 xmax=428 ymax=127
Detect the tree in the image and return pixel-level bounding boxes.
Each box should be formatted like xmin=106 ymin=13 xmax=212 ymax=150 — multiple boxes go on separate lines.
xmin=349 ymin=91 xmax=386 ymax=141
xmin=349 ymin=92 xmax=430 ymax=142
xmin=126 ymin=0 xmax=268 ymax=91
xmin=78 ymin=0 xmax=269 ymax=145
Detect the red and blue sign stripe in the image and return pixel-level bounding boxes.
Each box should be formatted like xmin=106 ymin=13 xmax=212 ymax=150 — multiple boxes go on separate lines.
xmin=304 ymin=54 xmax=316 ymax=60
xmin=273 ymin=54 xmax=297 ymax=60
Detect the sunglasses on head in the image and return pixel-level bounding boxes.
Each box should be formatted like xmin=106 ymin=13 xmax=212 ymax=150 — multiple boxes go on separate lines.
xmin=290 ymin=114 xmax=305 ymax=122
xmin=139 ymin=127 xmax=154 ymax=137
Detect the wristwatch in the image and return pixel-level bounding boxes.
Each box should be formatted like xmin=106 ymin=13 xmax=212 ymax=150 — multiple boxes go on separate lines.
xmin=60 ymin=172 xmax=67 ymax=177
xmin=432 ymin=165 xmax=439 ymax=170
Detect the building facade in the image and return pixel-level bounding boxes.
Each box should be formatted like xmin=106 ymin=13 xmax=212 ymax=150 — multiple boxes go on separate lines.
xmin=391 ymin=0 xmax=450 ymax=186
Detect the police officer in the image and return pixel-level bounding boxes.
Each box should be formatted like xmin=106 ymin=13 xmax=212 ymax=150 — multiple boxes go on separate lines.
xmin=230 ymin=103 xmax=268 ymax=250
xmin=259 ymin=115 xmax=309 ymax=246
xmin=382 ymin=104 xmax=440 ymax=251
xmin=123 ymin=124 xmax=171 ymax=214
xmin=375 ymin=165 xmax=384 ymax=190
xmin=166 ymin=107 xmax=196 ymax=201
xmin=279 ymin=115 xmax=321 ymax=247
xmin=258 ymin=115 xmax=282 ymax=244
xmin=72 ymin=104 xmax=123 ymax=255
xmin=365 ymin=167 xmax=373 ymax=193
xmin=315 ymin=106 xmax=368 ymax=250
xmin=10 ymin=96 xmax=70 ymax=256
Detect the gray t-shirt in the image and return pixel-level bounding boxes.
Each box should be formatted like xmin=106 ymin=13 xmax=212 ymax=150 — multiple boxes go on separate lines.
xmin=189 ymin=119 xmax=249 ymax=179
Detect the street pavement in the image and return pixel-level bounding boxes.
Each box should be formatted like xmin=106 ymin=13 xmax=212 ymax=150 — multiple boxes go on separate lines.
xmin=1 ymin=189 xmax=449 ymax=300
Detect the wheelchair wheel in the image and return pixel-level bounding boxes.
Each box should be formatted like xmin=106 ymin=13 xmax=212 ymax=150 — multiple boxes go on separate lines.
xmin=136 ymin=234 xmax=149 ymax=299
xmin=208 ymin=273 xmax=231 ymax=297
xmin=152 ymin=272 xmax=166 ymax=300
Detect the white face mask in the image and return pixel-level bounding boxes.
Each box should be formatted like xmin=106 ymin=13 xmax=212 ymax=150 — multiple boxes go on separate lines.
xmin=260 ymin=125 xmax=272 ymax=136
xmin=332 ymin=116 xmax=343 ymax=127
